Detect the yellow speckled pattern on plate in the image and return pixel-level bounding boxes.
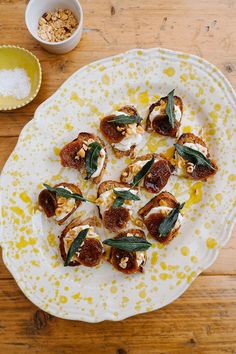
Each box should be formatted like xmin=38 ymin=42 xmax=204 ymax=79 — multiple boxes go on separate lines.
xmin=0 ymin=48 xmax=235 ymax=322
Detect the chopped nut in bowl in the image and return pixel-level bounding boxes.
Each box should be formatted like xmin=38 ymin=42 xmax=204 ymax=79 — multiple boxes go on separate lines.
xmin=25 ymin=0 xmax=83 ymax=54
xmin=38 ymin=9 xmax=78 ymax=43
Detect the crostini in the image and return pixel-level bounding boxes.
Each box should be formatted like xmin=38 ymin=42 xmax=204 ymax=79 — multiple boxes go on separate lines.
xmin=104 ymin=229 xmax=149 ymax=274
xmin=100 ymin=105 xmax=144 ymax=157
xmin=38 ymin=182 xmax=83 ymax=225
xmin=174 ymin=132 xmax=218 ymax=180
xmin=120 ymin=153 xmax=174 ymax=193
xmin=60 ymin=132 xmax=107 ymax=184
xmin=60 ymin=217 xmax=104 ymax=267
xmin=96 ymin=180 xmax=140 ymax=232
xmin=138 ymin=191 xmax=184 ymax=244
xmin=146 ymin=90 xmax=183 ymax=137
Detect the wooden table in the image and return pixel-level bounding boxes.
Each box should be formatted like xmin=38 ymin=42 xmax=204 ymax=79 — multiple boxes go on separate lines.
xmin=0 ymin=1 xmax=236 ymax=353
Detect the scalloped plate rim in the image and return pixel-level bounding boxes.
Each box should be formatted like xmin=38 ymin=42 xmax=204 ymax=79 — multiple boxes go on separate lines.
xmin=0 ymin=47 xmax=235 ymax=322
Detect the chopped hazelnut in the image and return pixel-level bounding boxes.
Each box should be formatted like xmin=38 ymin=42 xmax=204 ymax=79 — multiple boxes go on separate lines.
xmin=117 ymin=126 xmax=125 ymax=132
xmin=46 ymin=13 xmax=51 ymax=21
xmin=131 ymin=164 xmax=142 ymax=174
xmin=61 ymin=13 xmax=68 ymax=20
xmin=119 ymin=257 xmax=129 ymax=269
xmin=57 ymin=197 xmax=67 ymax=205
xmin=38 ymin=8 xmax=78 ymax=43
xmin=55 ymin=208 xmax=62 ymax=216
xmin=160 ymin=208 xmax=168 ymax=216
xmin=39 ymin=18 xmax=47 ymax=26
xmin=177 ymin=159 xmax=184 ymax=169
xmin=186 ymin=163 xmax=194 ymax=174
xmin=96 ymin=197 xmax=102 ymax=205
xmin=77 ymin=148 xmax=85 ymax=158
xmin=126 ymin=128 xmax=133 ymax=136
xmin=87 ymin=139 xmax=94 ymax=145
xmin=159 ymin=99 xmax=167 ymax=113
xmin=133 ymin=217 xmax=144 ymax=227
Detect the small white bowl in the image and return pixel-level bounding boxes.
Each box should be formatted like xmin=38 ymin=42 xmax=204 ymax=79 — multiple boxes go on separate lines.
xmin=25 ymin=0 xmax=83 ymax=54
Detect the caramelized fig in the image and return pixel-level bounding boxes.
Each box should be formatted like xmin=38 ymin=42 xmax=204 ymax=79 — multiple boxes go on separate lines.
xmin=144 ymin=160 xmax=172 ymax=193
xmin=38 ymin=189 xmax=57 ymax=217
xmin=107 ymin=229 xmax=147 ymax=274
xmin=103 ymin=206 xmax=130 ymax=231
xmin=78 ymin=238 xmax=103 ymax=267
xmin=100 ymin=116 xmax=124 ymax=143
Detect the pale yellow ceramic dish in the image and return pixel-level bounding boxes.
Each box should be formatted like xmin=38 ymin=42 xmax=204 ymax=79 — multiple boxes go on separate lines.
xmin=0 ymin=45 xmax=42 ymax=110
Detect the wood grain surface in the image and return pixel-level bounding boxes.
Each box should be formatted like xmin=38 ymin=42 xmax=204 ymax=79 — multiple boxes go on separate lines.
xmin=0 ymin=0 xmax=235 ymax=353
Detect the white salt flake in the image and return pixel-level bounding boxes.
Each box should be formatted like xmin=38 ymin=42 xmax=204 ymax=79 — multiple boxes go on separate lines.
xmin=0 ymin=68 xmax=31 ymax=100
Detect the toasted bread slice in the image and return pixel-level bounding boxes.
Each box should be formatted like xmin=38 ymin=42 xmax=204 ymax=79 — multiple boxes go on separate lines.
xmin=97 ymin=180 xmax=136 ymax=232
xmin=175 ymin=133 xmax=218 ymax=180
xmin=60 ymin=132 xmax=108 ymax=184
xmin=97 ymin=180 xmax=131 ymax=196
xmin=100 ymin=105 xmax=144 ymax=158
xmin=146 ymin=95 xmax=183 ymax=137
xmin=38 ymin=182 xmax=83 ymax=225
xmin=59 ymin=217 xmax=104 ymax=267
xmin=138 ymin=191 xmax=182 ymax=244
xmin=120 ymin=153 xmax=173 ymax=193
xmin=106 ymin=228 xmax=147 ymax=274
xmin=113 ymin=145 xmax=136 ymax=158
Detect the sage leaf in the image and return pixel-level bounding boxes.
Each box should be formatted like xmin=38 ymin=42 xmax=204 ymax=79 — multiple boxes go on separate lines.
xmin=64 ymin=228 xmax=89 ymax=266
xmin=109 ymin=114 xmax=142 ymax=125
xmin=131 ymin=156 xmax=155 ymax=187
xmin=166 ymin=89 xmax=176 ymax=128
xmin=174 ymin=143 xmax=215 ymax=170
xmin=158 ymin=203 xmax=185 ymax=238
xmin=114 ymin=189 xmax=140 ymax=201
xmin=85 ymin=142 xmax=103 ymax=180
xmin=103 ymin=236 xmax=152 ymax=252
xmin=112 ymin=189 xmax=140 ymax=208
xmin=112 ymin=196 xmax=125 ymax=209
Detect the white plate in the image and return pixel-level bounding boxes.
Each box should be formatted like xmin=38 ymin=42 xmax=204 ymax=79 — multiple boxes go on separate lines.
xmin=0 ymin=48 xmax=235 ymax=322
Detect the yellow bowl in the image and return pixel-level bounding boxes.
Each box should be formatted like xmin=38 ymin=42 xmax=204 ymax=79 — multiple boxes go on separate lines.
xmin=0 ymin=45 xmax=42 ymax=110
